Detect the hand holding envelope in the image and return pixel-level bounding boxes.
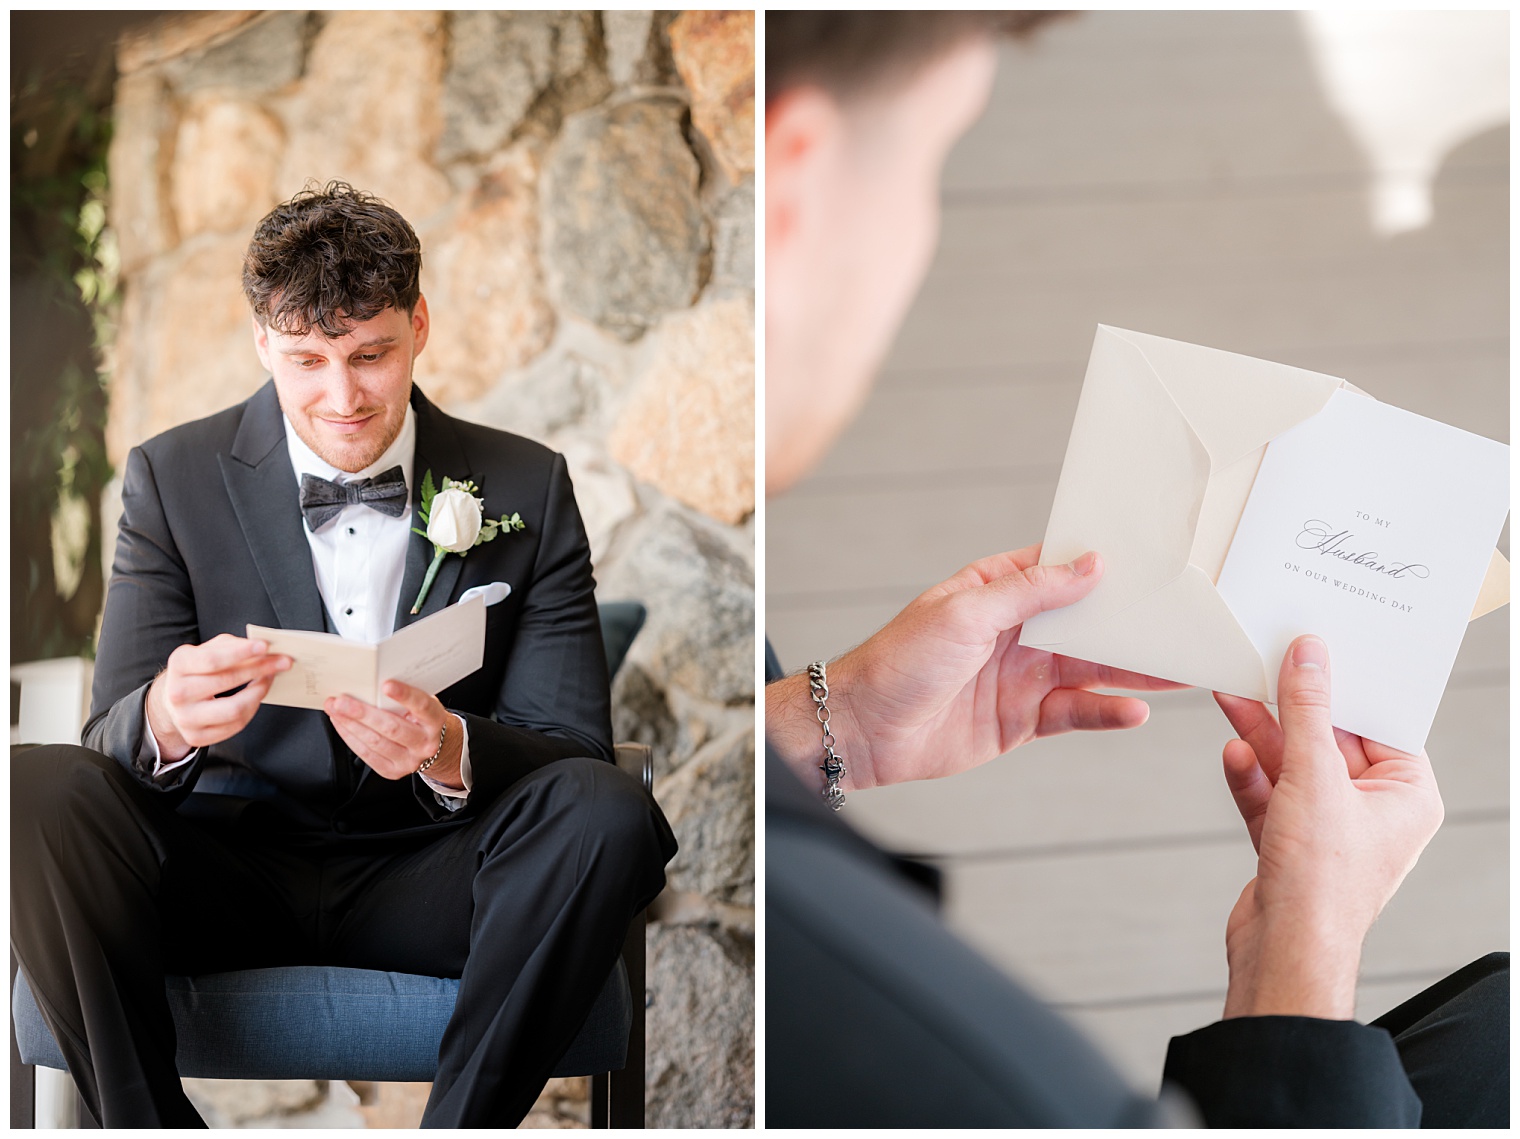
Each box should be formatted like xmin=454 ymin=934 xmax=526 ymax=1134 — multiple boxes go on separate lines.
xmin=767 ymin=545 xmax=1185 ymax=792
xmin=1019 ymin=326 xmax=1510 ymax=754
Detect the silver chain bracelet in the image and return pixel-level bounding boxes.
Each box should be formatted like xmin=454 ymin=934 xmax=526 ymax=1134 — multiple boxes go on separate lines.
xmin=806 ymin=661 xmax=846 ymax=811
xmin=416 ymin=722 xmax=448 ymax=775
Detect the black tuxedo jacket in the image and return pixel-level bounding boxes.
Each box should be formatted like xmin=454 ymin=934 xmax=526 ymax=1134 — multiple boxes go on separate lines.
xmin=84 ymin=380 xmax=614 ymax=843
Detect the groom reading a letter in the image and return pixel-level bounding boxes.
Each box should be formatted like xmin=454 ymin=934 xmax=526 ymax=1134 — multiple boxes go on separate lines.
xmin=13 ymin=182 xmax=675 ymax=1127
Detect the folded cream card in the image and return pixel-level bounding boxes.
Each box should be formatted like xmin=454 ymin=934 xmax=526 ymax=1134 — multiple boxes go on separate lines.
xmin=1019 ymin=326 xmax=1509 ymax=754
xmin=250 ymin=593 xmax=486 ymax=713
xmin=1215 ymin=389 xmax=1509 ymax=752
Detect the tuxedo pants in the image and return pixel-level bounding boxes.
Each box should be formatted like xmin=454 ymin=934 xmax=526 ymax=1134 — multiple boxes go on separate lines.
xmin=1372 ymin=950 xmax=1509 ymax=1128
xmin=11 ymin=744 xmax=676 ymax=1128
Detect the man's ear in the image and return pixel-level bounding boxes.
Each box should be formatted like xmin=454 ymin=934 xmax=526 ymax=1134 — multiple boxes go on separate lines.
xmin=765 ymin=86 xmax=844 ymax=261
xmin=410 ymin=294 xmax=430 ymax=359
xmin=251 ymin=315 xmax=273 ymax=373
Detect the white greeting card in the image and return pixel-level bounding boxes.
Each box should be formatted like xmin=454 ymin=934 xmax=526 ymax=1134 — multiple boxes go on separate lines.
xmin=250 ymin=593 xmax=486 ymax=713
xmin=1215 ymin=388 xmax=1508 ymax=753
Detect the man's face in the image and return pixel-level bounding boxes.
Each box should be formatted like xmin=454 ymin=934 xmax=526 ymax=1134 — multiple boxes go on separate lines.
xmin=253 ymin=298 xmax=429 ymax=473
xmin=765 ymin=40 xmax=999 ymax=495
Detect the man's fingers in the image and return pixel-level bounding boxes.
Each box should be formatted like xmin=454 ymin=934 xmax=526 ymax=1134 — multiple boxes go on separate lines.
xmin=331 ymin=713 xmax=403 ymax=759
xmin=959 ymin=551 xmax=1103 ymax=634
xmin=1056 ymin=657 xmax=1191 ymax=693
xmin=171 ymin=634 xmax=270 ymax=675
xmin=181 ymin=675 xmax=270 ymax=727
xmin=381 ymin=680 xmax=435 ymax=720
xmin=1222 ymin=738 xmax=1271 ymax=853
xmin=169 ymin=656 xmax=290 ymax=705
xmin=952 ymin=544 xmax=1045 ymax=585
xmin=327 ymin=695 xmax=430 ymax=755
xmin=327 ymin=713 xmax=415 ymax=779
xmin=1275 ymin=635 xmax=1341 ymax=777
xmin=175 ymin=676 xmax=272 ymax=743
xmin=1332 ymin=726 xmax=1372 ymax=778
xmin=1213 ymin=692 xmax=1285 ymax=782
xmin=1036 ymin=688 xmax=1149 ymax=737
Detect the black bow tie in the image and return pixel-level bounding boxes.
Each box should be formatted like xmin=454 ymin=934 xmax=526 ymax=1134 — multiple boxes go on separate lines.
xmin=299 ymin=466 xmax=409 ymax=531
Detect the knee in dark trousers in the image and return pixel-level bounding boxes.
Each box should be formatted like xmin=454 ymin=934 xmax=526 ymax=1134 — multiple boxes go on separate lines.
xmin=1419 ymin=952 xmax=1508 ymax=1128
xmin=481 ymin=756 xmax=677 ymax=903
xmin=13 ymin=744 xmax=143 ymax=860
xmin=419 ymin=758 xmax=676 ymax=1127
xmin=12 ymin=743 xmax=168 ymax=951
xmin=15 ymin=740 xmax=124 ymax=798
xmin=1375 ymin=951 xmax=1509 ymax=1129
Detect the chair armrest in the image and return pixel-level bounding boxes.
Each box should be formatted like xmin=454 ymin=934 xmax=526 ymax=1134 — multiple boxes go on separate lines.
xmin=613 ymin=742 xmax=653 ymax=797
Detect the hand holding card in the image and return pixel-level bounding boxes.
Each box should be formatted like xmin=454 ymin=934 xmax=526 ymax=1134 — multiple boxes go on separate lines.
xmin=249 ymin=593 xmax=487 ymax=714
xmin=1215 ymin=389 xmax=1507 ymax=752
xmin=1214 ymin=632 xmax=1445 ymax=1019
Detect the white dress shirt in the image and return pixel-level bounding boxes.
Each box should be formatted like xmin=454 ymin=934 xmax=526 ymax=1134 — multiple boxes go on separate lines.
xmin=141 ymin=405 xmax=473 ymax=808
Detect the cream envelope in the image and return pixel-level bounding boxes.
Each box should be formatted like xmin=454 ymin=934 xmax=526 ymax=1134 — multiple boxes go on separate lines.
xmin=1019 ymin=325 xmax=1508 ymax=700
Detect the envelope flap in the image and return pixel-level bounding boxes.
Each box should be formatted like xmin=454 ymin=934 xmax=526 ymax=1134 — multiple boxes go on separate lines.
xmin=1471 ymin=549 xmax=1509 ymax=620
xmin=1106 ymin=327 xmax=1343 ymax=470
xmin=1022 ymin=327 xmax=1209 ymax=646
xmin=1023 ymin=564 xmax=1270 ymax=701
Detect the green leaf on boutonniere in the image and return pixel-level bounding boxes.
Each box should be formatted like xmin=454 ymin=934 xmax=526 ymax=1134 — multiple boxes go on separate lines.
xmin=418 ymin=469 xmax=438 ymax=522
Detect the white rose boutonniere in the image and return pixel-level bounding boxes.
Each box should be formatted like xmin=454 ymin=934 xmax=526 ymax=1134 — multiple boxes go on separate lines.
xmin=411 ymin=470 xmax=525 ymax=614
xmin=428 ymin=486 xmax=483 ymax=552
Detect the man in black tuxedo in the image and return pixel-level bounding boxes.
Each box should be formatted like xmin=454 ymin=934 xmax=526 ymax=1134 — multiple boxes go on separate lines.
xmin=12 ymin=182 xmax=676 ymax=1126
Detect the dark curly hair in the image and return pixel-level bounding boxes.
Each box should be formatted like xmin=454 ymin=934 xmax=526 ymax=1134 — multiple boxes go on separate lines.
xmin=242 ymin=181 xmax=422 ymax=338
xmin=767 ymin=11 xmax=1067 ymax=103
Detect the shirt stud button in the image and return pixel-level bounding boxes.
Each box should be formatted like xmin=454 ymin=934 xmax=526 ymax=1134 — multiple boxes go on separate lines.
xmin=347 ymin=527 xmax=355 ymax=535
xmin=345 ymin=608 xmax=354 ymax=616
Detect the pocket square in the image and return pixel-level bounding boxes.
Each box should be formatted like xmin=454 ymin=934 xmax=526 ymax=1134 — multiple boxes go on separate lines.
xmin=459 ymin=582 xmax=511 ymax=608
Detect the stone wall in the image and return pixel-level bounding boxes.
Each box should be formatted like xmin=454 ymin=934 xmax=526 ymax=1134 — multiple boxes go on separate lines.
xmin=103 ymin=10 xmax=754 ymax=1128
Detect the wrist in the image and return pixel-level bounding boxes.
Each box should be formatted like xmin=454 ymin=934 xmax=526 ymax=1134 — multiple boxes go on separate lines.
xmin=145 ymin=674 xmax=193 ymax=764
xmin=419 ymin=715 xmax=465 ymax=790
xmin=764 ymin=661 xmax=871 ymax=793
xmin=1225 ymin=920 xmax=1362 ymax=1020
xmin=763 ymin=674 xmax=824 ymax=783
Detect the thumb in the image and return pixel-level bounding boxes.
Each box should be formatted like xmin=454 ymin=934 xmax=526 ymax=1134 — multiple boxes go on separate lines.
xmin=1276 ymin=635 xmax=1338 ymax=772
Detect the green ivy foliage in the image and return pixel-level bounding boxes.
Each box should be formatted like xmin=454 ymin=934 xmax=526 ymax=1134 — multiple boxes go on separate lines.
xmin=12 ymin=66 xmax=119 ymax=663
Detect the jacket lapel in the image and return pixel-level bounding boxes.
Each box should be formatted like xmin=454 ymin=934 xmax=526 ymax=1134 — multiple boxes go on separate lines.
xmin=220 ymin=380 xmax=327 ymax=633
xmin=394 ymin=386 xmax=472 ymax=630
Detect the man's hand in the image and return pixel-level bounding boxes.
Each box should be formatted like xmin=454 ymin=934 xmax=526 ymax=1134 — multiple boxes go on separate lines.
xmin=1214 ymin=635 xmax=1444 ymax=1020
xmin=766 ymin=545 xmax=1185 ymax=790
xmin=146 ymin=634 xmax=293 ymax=763
xmin=325 ymin=681 xmax=464 ymax=788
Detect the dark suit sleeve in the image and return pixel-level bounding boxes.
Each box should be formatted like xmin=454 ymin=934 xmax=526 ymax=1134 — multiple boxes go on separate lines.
xmin=435 ymin=451 xmax=614 ymax=811
xmin=82 ymin=446 xmax=207 ymax=804
xmin=1162 ymin=1015 xmax=1421 ymax=1126
xmin=768 ymin=746 xmax=1172 ymax=1128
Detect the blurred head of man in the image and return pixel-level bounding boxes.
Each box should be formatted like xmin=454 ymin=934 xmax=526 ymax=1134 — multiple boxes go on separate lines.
xmin=243 ymin=181 xmax=429 ymax=474
xmin=765 ymin=13 xmax=1061 ymax=496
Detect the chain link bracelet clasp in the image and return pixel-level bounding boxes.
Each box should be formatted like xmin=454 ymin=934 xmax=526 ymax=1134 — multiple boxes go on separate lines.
xmin=806 ymin=661 xmax=846 ymax=811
